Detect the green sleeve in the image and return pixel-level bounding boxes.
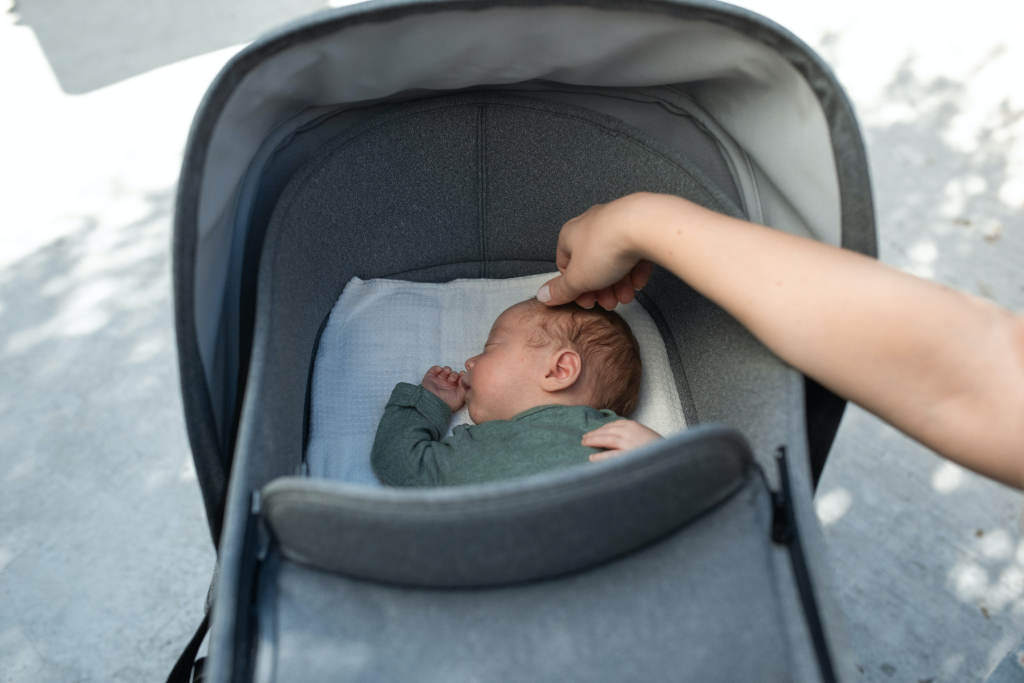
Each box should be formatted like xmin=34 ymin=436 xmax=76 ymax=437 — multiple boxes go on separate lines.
xmin=370 ymin=382 xmax=456 ymax=487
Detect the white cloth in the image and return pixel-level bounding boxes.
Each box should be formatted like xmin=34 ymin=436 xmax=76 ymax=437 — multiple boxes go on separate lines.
xmin=307 ymin=273 xmax=686 ymax=483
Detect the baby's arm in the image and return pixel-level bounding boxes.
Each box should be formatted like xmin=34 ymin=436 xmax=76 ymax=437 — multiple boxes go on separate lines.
xmin=582 ymin=419 xmax=662 ymax=462
xmin=370 ymin=380 xmax=457 ymax=486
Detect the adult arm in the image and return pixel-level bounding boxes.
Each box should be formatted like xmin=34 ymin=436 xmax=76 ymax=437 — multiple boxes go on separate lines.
xmin=539 ymin=192 xmax=1024 ymax=488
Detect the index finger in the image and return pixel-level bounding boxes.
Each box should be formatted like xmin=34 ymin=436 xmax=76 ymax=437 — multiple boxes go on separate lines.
xmin=631 ymin=260 xmax=652 ymax=290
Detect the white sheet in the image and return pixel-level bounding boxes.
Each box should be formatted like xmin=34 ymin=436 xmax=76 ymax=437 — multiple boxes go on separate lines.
xmin=306 ymin=273 xmax=686 ymax=483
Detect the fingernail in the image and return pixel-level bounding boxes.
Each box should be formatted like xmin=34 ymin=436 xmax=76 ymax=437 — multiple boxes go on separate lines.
xmin=537 ymin=284 xmax=550 ymax=302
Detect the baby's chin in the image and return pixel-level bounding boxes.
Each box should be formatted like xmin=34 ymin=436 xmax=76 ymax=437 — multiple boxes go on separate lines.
xmin=467 ymin=403 xmax=520 ymax=424
xmin=466 ymin=403 xmax=484 ymax=424
xmin=467 ymin=401 xmax=502 ymax=424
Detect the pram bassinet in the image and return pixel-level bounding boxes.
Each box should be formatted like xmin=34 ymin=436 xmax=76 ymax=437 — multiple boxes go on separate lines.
xmin=172 ymin=1 xmax=876 ymax=681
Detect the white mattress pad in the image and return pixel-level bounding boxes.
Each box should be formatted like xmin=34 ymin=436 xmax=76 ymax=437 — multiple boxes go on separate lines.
xmin=306 ymin=273 xmax=686 ymax=483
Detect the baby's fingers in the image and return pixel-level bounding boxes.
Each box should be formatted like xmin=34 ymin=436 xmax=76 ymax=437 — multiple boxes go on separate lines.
xmin=588 ymin=449 xmax=625 ymax=462
xmin=582 ymin=420 xmax=662 ymax=457
xmin=580 ymin=422 xmax=629 ymax=450
xmin=446 ymin=369 xmax=467 ymax=389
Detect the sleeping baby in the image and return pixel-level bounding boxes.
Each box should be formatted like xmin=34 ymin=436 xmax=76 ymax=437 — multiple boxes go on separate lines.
xmin=371 ymin=298 xmax=661 ymax=486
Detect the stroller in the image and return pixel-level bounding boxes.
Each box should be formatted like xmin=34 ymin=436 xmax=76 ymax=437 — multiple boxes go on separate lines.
xmin=171 ymin=1 xmax=877 ymax=680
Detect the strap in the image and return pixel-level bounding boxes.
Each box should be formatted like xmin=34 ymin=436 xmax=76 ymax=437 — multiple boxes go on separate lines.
xmin=166 ymin=612 xmax=209 ymax=683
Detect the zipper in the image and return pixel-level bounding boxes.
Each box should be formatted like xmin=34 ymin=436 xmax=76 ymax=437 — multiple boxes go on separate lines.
xmin=771 ymin=447 xmax=839 ymax=683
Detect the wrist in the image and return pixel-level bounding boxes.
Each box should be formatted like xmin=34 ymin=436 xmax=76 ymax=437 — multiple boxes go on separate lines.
xmin=619 ymin=192 xmax=695 ymax=262
xmin=422 ymin=386 xmax=456 ymax=412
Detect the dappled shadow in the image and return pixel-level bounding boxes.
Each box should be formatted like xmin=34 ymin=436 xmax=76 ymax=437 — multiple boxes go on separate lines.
xmin=823 ymin=408 xmax=1024 ymax=683
xmin=863 ymin=54 xmax=1023 ymax=306
xmin=818 ymin=42 xmax=1023 ymax=683
xmin=9 ymin=0 xmax=330 ymax=94
xmin=0 ymin=189 xmax=172 ymax=425
xmin=0 ymin=187 xmax=215 ymax=681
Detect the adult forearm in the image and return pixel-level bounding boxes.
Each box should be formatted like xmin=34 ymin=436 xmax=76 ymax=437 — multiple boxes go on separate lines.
xmin=630 ymin=193 xmax=1024 ymax=486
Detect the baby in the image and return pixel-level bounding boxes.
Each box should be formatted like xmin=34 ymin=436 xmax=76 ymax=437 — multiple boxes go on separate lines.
xmin=371 ymin=298 xmax=658 ymax=486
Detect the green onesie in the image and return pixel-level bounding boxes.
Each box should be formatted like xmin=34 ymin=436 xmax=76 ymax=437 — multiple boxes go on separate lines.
xmin=371 ymin=382 xmax=622 ymax=486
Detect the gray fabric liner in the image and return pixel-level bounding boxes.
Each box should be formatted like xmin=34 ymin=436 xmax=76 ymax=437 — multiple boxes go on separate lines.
xmin=213 ymin=86 xmax=748 ymax=447
xmin=182 ymin=5 xmax=878 ymax=682
xmin=635 ymin=288 xmax=699 ymax=426
xmin=254 ymin=472 xmax=825 ymax=682
xmin=205 ymin=90 xmax=822 ymax=681
xmin=266 ymin=425 xmax=751 ymax=586
xmin=175 ymin=3 xmax=877 ymax=553
xmin=204 ymin=89 xmax=847 ymax=683
xmin=780 ymin=370 xmax=858 ymax=680
xmin=230 ymin=89 xmax=800 ymax=508
xmin=272 ymin=91 xmax=749 ymax=460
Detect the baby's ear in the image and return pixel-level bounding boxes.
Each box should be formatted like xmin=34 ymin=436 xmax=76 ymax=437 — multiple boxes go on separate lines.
xmin=542 ymin=349 xmax=582 ymax=391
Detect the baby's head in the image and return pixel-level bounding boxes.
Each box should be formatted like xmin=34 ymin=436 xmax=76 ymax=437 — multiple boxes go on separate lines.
xmin=461 ymin=299 xmax=641 ymax=423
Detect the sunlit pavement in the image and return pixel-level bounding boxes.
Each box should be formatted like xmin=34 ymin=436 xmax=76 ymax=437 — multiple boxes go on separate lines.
xmin=0 ymin=1 xmax=1021 ymax=681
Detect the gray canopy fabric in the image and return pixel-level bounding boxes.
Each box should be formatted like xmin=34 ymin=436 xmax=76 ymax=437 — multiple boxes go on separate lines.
xmin=255 ymin=429 xmax=845 ymax=682
xmin=174 ymin=0 xmax=875 ymax=537
xmin=199 ymin=82 xmax=856 ymax=683
xmin=171 ymin=2 xmax=875 ymax=681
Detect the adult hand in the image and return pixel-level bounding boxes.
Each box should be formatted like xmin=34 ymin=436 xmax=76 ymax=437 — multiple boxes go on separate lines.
xmin=537 ymin=195 xmax=655 ymax=310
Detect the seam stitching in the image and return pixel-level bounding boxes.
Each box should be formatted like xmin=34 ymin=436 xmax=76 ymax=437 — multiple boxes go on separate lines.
xmin=477 ymin=105 xmax=488 ymax=277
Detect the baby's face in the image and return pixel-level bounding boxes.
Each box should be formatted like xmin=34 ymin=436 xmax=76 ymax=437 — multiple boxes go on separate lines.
xmin=462 ymin=305 xmax=549 ymax=423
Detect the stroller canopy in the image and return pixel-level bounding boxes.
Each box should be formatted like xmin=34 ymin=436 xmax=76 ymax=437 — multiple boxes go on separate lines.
xmin=175 ymin=0 xmax=874 ymax=539
xmin=171 ymin=2 xmax=877 ymax=681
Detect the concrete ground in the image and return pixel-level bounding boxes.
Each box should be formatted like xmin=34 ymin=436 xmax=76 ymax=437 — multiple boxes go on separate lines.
xmin=0 ymin=1 xmax=1020 ymax=681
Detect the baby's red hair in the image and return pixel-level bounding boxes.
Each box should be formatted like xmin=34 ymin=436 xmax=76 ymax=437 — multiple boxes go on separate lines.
xmin=516 ymin=299 xmax=642 ymax=416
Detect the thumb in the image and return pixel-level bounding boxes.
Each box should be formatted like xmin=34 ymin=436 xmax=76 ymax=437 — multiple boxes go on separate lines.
xmin=536 ymin=274 xmax=578 ymax=307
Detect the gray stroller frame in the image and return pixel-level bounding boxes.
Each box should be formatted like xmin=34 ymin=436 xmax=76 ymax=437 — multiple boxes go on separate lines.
xmin=171 ymin=1 xmax=877 ymax=681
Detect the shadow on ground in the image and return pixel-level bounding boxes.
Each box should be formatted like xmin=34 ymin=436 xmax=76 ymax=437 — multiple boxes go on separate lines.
xmin=820 ymin=42 xmax=1023 ymax=683
xmin=866 ymin=54 xmax=1023 ymax=304
xmin=0 ymin=187 xmax=215 ymax=682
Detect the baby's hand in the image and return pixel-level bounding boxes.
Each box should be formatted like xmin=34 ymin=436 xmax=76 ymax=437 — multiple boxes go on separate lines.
xmin=582 ymin=419 xmax=662 ymax=462
xmin=421 ymin=366 xmax=467 ymax=412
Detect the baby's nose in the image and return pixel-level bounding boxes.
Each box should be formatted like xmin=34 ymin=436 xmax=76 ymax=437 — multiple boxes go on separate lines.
xmin=465 ymin=355 xmax=478 ymax=370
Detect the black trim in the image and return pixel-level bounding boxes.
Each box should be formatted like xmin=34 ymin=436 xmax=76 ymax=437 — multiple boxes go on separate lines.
xmin=772 ymin=447 xmax=838 ymax=683
xmin=174 ymin=152 xmax=227 ymax=548
xmin=165 ymin=612 xmax=209 ymax=683
xmin=804 ymin=377 xmax=846 ymax=489
xmin=225 ymin=493 xmax=268 ymax=683
xmin=301 ymin=312 xmax=334 ymax=455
